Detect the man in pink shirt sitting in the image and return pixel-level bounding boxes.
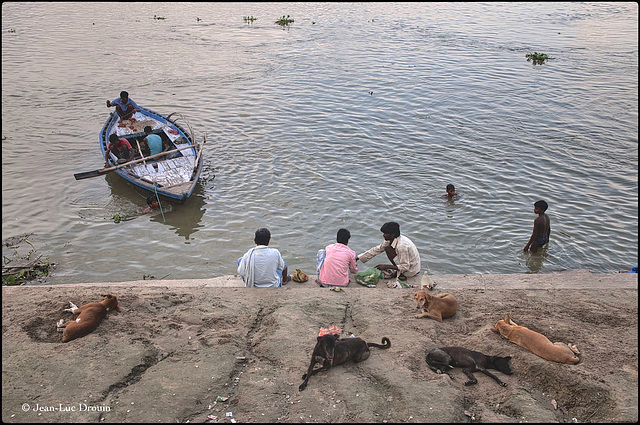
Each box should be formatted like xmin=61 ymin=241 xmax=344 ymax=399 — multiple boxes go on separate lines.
xmin=317 ymin=228 xmax=359 ymax=287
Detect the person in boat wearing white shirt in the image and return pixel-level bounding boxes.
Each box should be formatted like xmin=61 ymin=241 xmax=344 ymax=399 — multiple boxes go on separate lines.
xmin=357 ymin=221 xmax=421 ymax=280
xmin=237 ymin=228 xmax=291 ymax=287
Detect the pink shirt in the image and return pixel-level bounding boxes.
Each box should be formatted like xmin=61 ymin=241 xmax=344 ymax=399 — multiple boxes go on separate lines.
xmin=319 ymin=243 xmax=358 ymax=286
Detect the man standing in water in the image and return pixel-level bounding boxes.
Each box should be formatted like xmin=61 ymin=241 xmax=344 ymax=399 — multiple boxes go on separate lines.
xmin=524 ymin=200 xmax=551 ymax=253
xmin=357 ymin=221 xmax=421 ymax=280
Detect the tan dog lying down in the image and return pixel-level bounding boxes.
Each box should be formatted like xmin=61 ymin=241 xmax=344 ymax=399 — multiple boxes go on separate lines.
xmin=492 ymin=314 xmax=580 ymax=364
xmin=414 ymin=291 xmax=457 ymax=321
xmin=56 ymin=294 xmax=120 ymax=342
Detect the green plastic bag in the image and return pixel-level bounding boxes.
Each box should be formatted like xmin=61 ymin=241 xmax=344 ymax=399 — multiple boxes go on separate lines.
xmin=355 ymin=267 xmax=384 ymax=287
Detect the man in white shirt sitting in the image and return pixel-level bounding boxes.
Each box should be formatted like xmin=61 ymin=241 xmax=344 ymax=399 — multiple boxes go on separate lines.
xmin=237 ymin=228 xmax=291 ymax=287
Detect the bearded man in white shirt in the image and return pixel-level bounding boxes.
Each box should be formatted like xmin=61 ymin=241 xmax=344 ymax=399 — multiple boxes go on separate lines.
xmin=357 ymin=221 xmax=421 ymax=280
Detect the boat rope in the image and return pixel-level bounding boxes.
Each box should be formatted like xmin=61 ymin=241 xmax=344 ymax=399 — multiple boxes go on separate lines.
xmin=153 ymin=182 xmax=166 ymax=223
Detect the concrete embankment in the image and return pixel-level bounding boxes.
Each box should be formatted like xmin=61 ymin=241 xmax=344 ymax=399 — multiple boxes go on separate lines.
xmin=2 ymin=270 xmax=637 ymax=423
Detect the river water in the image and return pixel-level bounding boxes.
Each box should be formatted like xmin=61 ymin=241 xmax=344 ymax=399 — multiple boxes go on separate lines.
xmin=2 ymin=2 xmax=638 ymax=284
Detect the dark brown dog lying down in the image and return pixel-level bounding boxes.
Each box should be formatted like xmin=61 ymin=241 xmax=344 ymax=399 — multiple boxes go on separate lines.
xmin=56 ymin=294 xmax=120 ymax=342
xmin=299 ymin=333 xmax=391 ymax=391
xmin=426 ymin=346 xmax=513 ymax=387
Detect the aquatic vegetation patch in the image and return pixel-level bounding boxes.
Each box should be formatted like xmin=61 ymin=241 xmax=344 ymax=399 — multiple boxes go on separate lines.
xmin=2 ymin=234 xmax=55 ymax=286
xmin=153 ymin=15 xmax=166 ymax=21
xmin=275 ymin=15 xmax=294 ymax=26
xmin=243 ymin=16 xmax=258 ymax=23
xmin=111 ymin=213 xmax=132 ymax=223
xmin=526 ymin=52 xmax=553 ymax=65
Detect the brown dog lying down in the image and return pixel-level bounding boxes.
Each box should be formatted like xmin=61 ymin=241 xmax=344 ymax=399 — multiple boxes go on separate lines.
xmin=299 ymin=333 xmax=391 ymax=391
xmin=56 ymin=294 xmax=120 ymax=343
xmin=492 ymin=313 xmax=580 ymax=364
xmin=414 ymin=290 xmax=458 ymax=321
xmin=426 ymin=346 xmax=513 ymax=387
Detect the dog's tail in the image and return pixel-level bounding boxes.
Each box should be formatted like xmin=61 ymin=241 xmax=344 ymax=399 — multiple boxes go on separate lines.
xmin=368 ymin=337 xmax=391 ymax=349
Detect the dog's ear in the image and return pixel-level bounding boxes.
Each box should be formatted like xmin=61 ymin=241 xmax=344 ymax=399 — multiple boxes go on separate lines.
xmin=504 ymin=313 xmax=511 ymax=323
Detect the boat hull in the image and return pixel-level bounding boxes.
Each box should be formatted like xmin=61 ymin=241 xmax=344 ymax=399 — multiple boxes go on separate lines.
xmin=100 ymin=107 xmax=203 ymax=204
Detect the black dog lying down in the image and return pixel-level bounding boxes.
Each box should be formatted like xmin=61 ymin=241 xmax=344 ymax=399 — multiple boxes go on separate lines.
xmin=299 ymin=333 xmax=391 ymax=391
xmin=426 ymin=346 xmax=513 ymax=387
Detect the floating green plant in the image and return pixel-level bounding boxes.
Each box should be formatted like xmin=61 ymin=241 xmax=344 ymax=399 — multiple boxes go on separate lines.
xmin=196 ymin=17 xmax=202 ymax=22
xmin=153 ymin=15 xmax=166 ymax=20
xmin=243 ymin=16 xmax=258 ymax=22
xmin=112 ymin=213 xmax=129 ymax=223
xmin=526 ymin=52 xmax=553 ymax=65
xmin=2 ymin=259 xmax=52 ymax=285
xmin=2 ymin=234 xmax=55 ymax=286
xmin=275 ymin=15 xmax=294 ymax=25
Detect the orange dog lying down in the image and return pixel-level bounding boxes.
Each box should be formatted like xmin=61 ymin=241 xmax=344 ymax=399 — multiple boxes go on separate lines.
xmin=414 ymin=290 xmax=458 ymax=321
xmin=56 ymin=294 xmax=120 ymax=342
xmin=492 ymin=313 xmax=580 ymax=364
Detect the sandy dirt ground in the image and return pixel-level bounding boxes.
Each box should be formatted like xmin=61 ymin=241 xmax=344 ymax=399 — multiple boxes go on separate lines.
xmin=2 ymin=270 xmax=637 ymax=423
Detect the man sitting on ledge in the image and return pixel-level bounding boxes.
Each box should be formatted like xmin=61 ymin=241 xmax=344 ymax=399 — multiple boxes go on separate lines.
xmin=238 ymin=228 xmax=291 ymax=288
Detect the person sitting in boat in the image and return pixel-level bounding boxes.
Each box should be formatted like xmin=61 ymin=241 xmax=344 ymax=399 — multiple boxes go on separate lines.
xmin=143 ymin=126 xmax=163 ymax=157
xmin=106 ymin=91 xmax=140 ymax=120
xmin=105 ymin=134 xmax=134 ymax=166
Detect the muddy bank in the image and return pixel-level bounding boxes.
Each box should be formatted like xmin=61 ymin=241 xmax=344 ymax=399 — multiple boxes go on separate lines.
xmin=2 ymin=270 xmax=637 ymax=423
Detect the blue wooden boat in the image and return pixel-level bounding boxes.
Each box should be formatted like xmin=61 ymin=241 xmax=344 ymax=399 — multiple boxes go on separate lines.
xmin=97 ymin=107 xmax=205 ymax=204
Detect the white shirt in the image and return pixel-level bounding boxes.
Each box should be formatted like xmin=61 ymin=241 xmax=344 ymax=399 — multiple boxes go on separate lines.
xmin=357 ymin=235 xmax=421 ymax=277
xmin=237 ymin=245 xmax=286 ymax=287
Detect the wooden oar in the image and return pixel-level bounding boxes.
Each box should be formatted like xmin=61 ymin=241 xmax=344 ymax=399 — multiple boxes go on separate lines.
xmin=74 ymin=144 xmax=201 ymax=180
xmin=135 ymin=139 xmax=146 ymax=166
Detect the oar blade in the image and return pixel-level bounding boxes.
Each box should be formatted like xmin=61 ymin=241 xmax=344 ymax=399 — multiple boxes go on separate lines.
xmin=74 ymin=169 xmax=108 ymax=180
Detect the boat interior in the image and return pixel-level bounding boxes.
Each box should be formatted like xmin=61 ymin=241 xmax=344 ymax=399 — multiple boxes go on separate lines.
xmin=120 ymin=129 xmax=187 ymax=161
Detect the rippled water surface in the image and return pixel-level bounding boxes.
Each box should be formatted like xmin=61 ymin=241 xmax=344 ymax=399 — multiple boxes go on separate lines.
xmin=2 ymin=2 xmax=638 ymax=284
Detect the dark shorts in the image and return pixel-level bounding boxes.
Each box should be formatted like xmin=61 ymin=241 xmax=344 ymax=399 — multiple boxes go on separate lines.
xmin=535 ymin=236 xmax=549 ymax=246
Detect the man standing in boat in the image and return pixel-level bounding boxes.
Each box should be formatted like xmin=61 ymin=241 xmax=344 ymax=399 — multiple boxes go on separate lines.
xmin=106 ymin=91 xmax=140 ymax=120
